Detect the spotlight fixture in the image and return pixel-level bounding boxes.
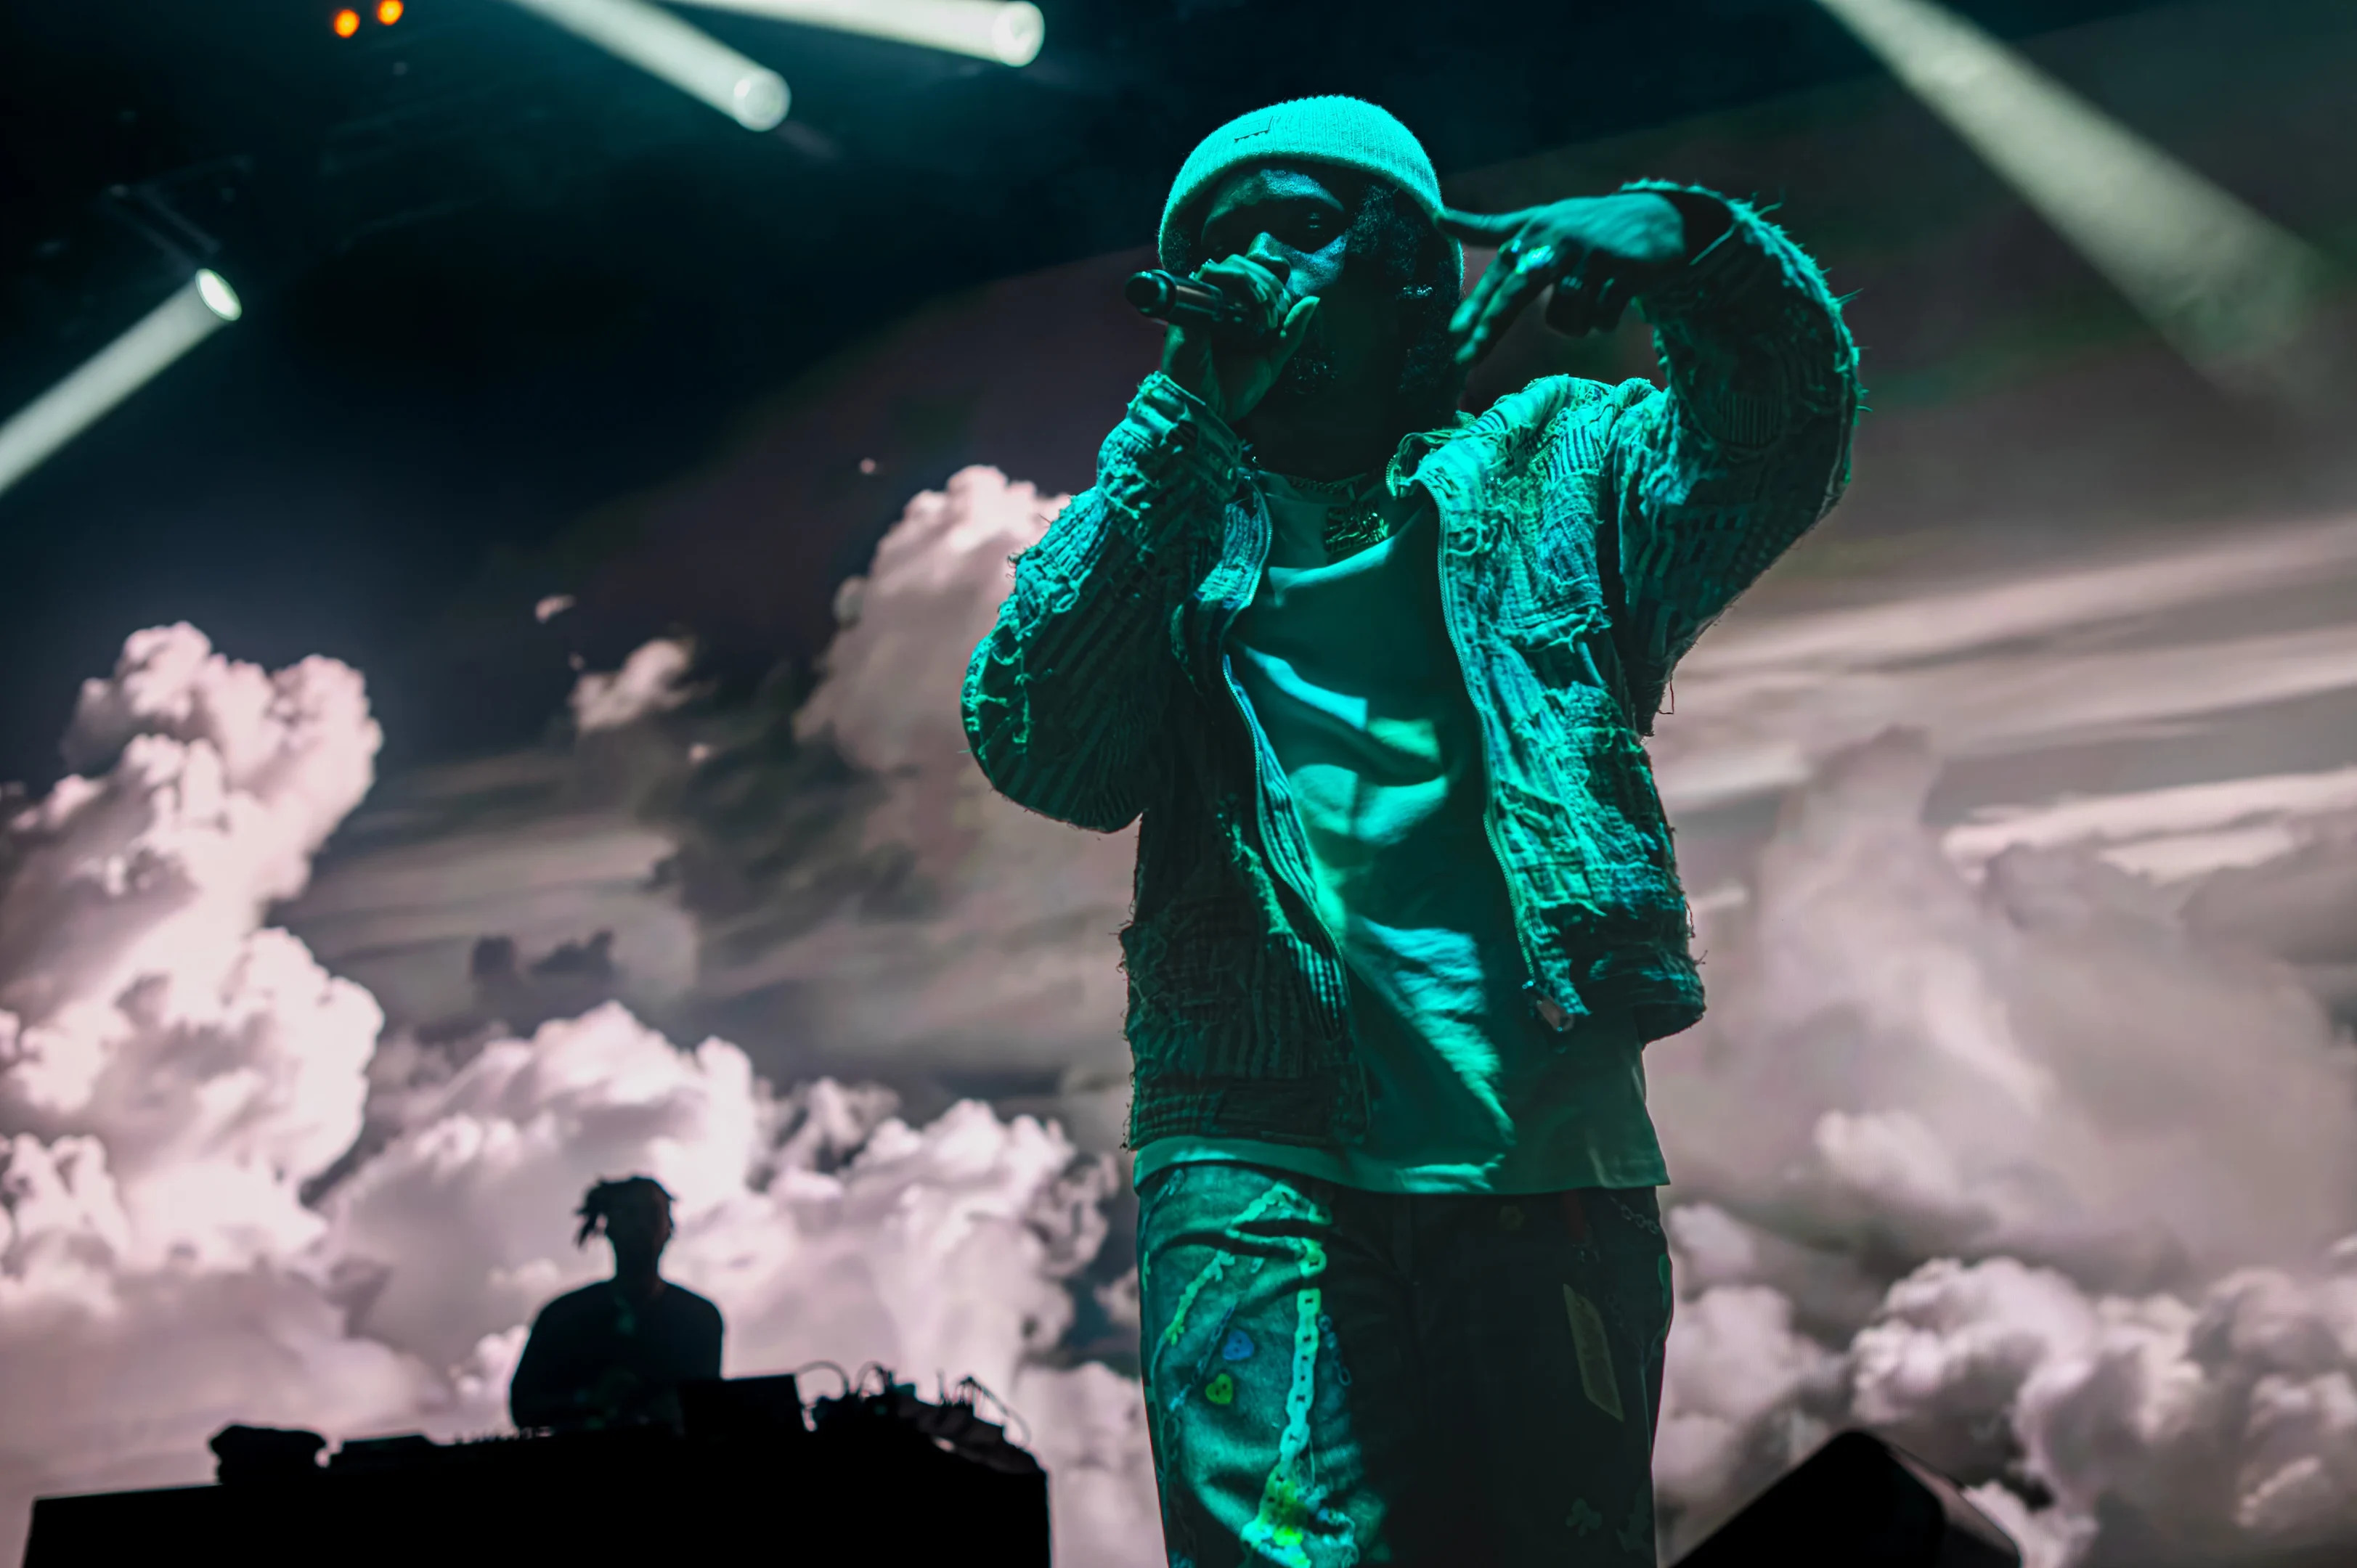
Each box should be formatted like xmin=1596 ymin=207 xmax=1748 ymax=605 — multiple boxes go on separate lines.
xmin=377 ymin=0 xmax=404 ymax=23
xmin=664 ymin=0 xmax=1044 ymax=67
xmin=1814 ymin=0 xmax=2333 ymax=407
xmin=195 ymin=269 xmax=243 ymax=322
xmin=501 ymin=0 xmax=790 ymax=129
xmin=0 ymin=271 xmax=244 ymax=502
xmin=333 ymin=7 xmax=361 ymax=36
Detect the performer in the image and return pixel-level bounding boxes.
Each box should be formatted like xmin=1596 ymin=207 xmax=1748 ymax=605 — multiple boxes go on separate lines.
xmin=963 ymin=97 xmax=1856 ymax=1564
xmin=509 ymin=1176 xmax=723 ymax=1433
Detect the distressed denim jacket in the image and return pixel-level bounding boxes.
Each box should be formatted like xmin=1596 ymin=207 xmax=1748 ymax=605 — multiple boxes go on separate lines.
xmin=962 ymin=187 xmax=1859 ymax=1151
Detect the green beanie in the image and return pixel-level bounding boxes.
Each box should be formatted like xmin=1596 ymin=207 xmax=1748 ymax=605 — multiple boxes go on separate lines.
xmin=1158 ymin=96 xmax=1464 ymax=292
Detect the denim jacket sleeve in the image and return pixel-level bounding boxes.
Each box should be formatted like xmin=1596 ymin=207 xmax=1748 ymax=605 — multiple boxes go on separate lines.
xmin=961 ymin=371 xmax=1244 ymax=831
xmin=1600 ymin=184 xmax=1862 ymax=732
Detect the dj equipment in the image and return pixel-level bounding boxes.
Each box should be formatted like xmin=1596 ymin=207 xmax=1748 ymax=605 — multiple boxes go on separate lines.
xmin=1122 ymin=269 xmax=1269 ymax=339
xmin=1672 ymin=1429 xmax=2022 ymax=1567
xmin=24 ymin=1373 xmax=1049 ymax=1567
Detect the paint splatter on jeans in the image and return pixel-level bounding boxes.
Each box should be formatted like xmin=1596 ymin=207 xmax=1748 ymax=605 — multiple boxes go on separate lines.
xmin=1138 ymin=1164 xmax=1672 ymax=1567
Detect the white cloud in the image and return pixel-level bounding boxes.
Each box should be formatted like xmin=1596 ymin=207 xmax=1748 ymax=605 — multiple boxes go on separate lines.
xmin=0 ymin=625 xmax=1158 ymax=1567
xmin=1963 ymin=1479 xmax=2098 ymax=1568
xmin=19 ymin=469 xmax=2357 ymax=1568
xmin=287 ymin=470 xmax=1139 ymax=1132
xmin=2181 ymin=817 xmax=2357 ymax=1025
xmin=0 ymin=627 xmax=433 ymax=1542
xmin=569 ymin=636 xmax=696 ymax=733
xmin=1650 ymin=727 xmax=2357 ymax=1285
xmin=1654 ymin=1282 xmax=1846 ymax=1537
xmin=2013 ymin=1267 xmax=2357 ymax=1561
xmin=1797 ymin=1259 xmax=2357 ymax=1568
xmin=1652 ymin=512 xmax=2357 ymax=813
xmin=1849 ymin=1256 xmax=2101 ymax=1474
xmin=694 ymin=468 xmax=1139 ymax=1090
xmin=1942 ymin=766 xmax=2357 ymax=883
xmin=325 ymin=1002 xmax=763 ymax=1367
xmin=0 ymin=623 xmax=382 ymax=1265
xmin=1645 ymin=719 xmax=2357 ymax=1562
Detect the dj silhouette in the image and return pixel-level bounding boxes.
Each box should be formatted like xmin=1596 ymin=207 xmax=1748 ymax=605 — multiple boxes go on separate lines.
xmin=509 ymin=1176 xmax=723 ymax=1432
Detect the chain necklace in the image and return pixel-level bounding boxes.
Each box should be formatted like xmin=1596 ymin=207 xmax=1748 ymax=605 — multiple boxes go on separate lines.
xmin=1272 ymin=469 xmax=1390 ymax=560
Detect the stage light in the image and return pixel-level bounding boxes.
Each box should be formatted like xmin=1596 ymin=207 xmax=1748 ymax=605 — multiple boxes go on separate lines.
xmin=377 ymin=0 xmax=404 ymax=23
xmin=195 ymin=268 xmax=243 ymax=321
xmin=502 ymin=0 xmax=789 ymax=128
xmin=1814 ymin=0 xmax=2333 ymax=407
xmin=333 ymin=8 xmax=361 ymax=36
xmin=0 ymin=271 xmax=243 ymax=503
xmin=664 ymin=0 xmax=1045 ymax=67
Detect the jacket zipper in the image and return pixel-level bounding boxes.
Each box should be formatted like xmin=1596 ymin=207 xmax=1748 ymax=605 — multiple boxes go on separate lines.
xmin=1424 ymin=477 xmax=1562 ymax=1032
xmin=1210 ymin=489 xmax=1348 ymax=1028
xmin=1224 ymin=656 xmax=1339 ymax=952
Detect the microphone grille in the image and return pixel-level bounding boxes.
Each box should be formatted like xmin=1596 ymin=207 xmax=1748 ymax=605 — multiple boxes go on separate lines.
xmin=1123 ymin=271 xmax=1174 ymax=315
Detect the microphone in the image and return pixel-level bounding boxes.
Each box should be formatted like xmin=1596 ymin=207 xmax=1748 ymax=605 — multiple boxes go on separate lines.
xmin=1123 ymin=269 xmax=1269 ymax=339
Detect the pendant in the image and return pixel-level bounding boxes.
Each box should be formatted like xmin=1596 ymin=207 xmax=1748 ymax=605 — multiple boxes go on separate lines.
xmin=1321 ymin=503 xmax=1388 ymax=559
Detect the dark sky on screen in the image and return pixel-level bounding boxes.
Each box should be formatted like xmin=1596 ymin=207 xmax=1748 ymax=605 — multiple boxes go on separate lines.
xmin=0 ymin=0 xmax=2209 ymax=784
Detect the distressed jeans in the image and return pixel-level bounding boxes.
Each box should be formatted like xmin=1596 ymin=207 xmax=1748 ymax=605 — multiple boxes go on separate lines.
xmin=1136 ymin=1162 xmax=1673 ymax=1567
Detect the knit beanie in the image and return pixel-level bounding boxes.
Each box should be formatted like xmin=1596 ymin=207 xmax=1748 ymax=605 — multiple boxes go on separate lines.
xmin=1158 ymin=97 xmax=1463 ymax=291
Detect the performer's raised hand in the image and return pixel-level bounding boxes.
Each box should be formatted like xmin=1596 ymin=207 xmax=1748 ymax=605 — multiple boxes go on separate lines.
xmin=1160 ymin=253 xmax=1321 ymax=427
xmin=1439 ymin=193 xmax=1689 ymax=367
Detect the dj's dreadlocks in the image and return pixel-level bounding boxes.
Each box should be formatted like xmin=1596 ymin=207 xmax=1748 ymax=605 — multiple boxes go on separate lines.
xmin=513 ymin=1172 xmax=721 ymax=1432
xmin=573 ymin=1175 xmax=674 ymax=1247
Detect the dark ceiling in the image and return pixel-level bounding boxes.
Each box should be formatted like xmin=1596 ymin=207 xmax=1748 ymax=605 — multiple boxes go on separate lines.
xmin=4 ymin=0 xmax=2179 ymax=359
xmin=0 ymin=0 xmax=2177 ymax=780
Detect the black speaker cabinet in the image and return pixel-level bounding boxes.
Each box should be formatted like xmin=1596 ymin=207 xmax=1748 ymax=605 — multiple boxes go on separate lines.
xmin=1674 ymin=1429 xmax=2023 ymax=1568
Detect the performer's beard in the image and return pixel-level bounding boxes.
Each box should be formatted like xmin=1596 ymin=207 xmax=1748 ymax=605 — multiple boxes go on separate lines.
xmin=1259 ymin=331 xmax=1340 ymax=411
xmin=1250 ymin=305 xmax=1453 ymax=441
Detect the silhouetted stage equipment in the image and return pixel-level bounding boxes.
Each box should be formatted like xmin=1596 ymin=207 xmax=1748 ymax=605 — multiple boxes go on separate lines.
xmin=24 ymin=1374 xmax=1051 ymax=1567
xmin=1673 ymin=1429 xmax=2022 ymax=1567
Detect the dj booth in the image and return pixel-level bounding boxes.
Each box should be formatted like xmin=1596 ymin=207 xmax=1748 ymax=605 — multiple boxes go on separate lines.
xmin=27 ymin=1380 xmax=2021 ymax=1568
xmin=23 ymin=1376 xmax=1051 ymax=1567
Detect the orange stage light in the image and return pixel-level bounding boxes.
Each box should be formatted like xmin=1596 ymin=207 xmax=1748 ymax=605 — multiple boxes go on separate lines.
xmin=333 ymin=8 xmax=360 ymax=35
xmin=377 ymin=0 xmax=403 ymax=23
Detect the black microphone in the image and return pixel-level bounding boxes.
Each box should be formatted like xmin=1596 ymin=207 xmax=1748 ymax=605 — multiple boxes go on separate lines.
xmin=1123 ymin=269 xmax=1269 ymax=339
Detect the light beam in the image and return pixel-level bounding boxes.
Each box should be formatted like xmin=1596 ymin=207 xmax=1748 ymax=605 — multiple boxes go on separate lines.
xmin=0 ymin=270 xmax=243 ymax=504
xmin=1814 ymin=0 xmax=2335 ymax=407
xmin=664 ymin=0 xmax=1043 ymax=67
xmin=502 ymin=0 xmax=790 ymax=129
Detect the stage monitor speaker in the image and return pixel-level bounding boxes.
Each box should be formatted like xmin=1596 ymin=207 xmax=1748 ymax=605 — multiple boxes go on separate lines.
xmin=1672 ymin=1429 xmax=2022 ymax=1568
xmin=679 ymin=1371 xmax=808 ymax=1443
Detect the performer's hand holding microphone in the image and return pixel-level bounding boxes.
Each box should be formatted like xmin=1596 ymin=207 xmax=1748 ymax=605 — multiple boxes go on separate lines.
xmin=1127 ymin=254 xmax=1318 ymax=427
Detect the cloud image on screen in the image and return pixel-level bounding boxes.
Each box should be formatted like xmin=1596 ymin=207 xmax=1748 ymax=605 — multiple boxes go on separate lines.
xmin=7 ymin=465 xmax=2357 ymax=1568
xmin=0 ymin=583 xmax=1156 ymax=1564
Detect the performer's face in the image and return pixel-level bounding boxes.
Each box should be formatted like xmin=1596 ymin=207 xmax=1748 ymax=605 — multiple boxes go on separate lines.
xmin=603 ymin=1188 xmax=673 ymax=1263
xmin=1195 ymin=164 xmax=1404 ymax=422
